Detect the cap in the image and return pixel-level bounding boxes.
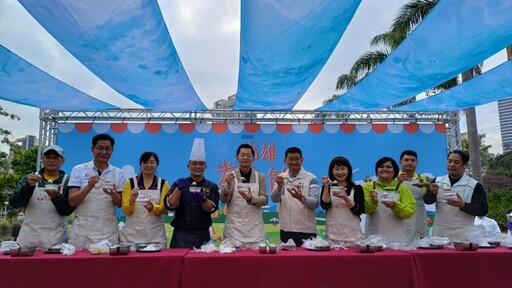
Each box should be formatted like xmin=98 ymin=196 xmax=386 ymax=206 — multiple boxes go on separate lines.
xmin=189 ymin=138 xmax=205 ymax=161
xmin=43 ymin=145 xmax=65 ymax=157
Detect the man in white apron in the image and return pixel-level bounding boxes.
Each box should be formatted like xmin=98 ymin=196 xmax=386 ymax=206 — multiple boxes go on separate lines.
xmin=271 ymin=147 xmax=320 ymax=246
xmin=424 ymin=150 xmax=488 ymax=242
xmin=9 ymin=145 xmax=75 ymax=249
xmin=398 ymin=150 xmax=430 ymax=242
xmin=68 ymin=133 xmax=126 ymax=250
xmin=221 ymin=144 xmax=268 ymax=248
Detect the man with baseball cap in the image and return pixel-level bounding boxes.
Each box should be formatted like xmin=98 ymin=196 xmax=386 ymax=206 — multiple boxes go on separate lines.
xmin=9 ymin=145 xmax=75 ymax=249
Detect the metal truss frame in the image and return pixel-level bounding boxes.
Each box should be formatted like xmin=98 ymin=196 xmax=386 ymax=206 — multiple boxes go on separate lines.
xmin=37 ymin=108 xmax=461 ymax=152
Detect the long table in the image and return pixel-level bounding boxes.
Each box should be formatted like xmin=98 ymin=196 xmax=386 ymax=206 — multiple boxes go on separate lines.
xmin=2 ymin=246 xmax=511 ymax=288
xmin=0 ymin=249 xmax=189 ymax=288
xmin=181 ymin=248 xmax=418 ymax=288
xmin=406 ymin=246 xmax=512 ymax=288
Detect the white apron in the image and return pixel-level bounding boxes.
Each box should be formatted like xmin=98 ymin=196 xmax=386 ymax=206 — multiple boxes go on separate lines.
xmin=17 ymin=176 xmax=69 ymax=249
xmin=325 ymin=187 xmax=363 ymax=246
xmin=403 ymin=180 xmax=428 ymax=242
xmin=432 ymin=175 xmax=476 ymax=242
xmin=70 ymin=165 xmax=119 ymax=250
xmin=365 ymin=182 xmax=408 ymax=244
xmin=119 ymin=177 xmax=167 ymax=248
xmin=224 ymin=172 xmax=265 ymax=243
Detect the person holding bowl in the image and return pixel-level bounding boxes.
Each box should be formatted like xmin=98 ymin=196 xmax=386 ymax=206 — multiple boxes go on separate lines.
xmin=119 ymin=152 xmax=169 ymax=249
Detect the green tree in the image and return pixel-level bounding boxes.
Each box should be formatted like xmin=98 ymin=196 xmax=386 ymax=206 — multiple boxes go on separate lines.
xmin=0 ymin=105 xmax=20 ymax=146
xmin=328 ymin=0 xmax=483 ymax=182
xmin=327 ymin=0 xmax=458 ymax=105
xmin=0 ymin=146 xmax=38 ymax=206
xmin=488 ymin=151 xmax=512 ymax=177
xmin=10 ymin=146 xmax=38 ymax=176
xmin=461 ymin=133 xmax=493 ymax=174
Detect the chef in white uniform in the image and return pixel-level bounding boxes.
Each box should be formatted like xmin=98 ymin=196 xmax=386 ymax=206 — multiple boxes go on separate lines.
xmin=221 ymin=144 xmax=268 ymax=248
xmin=68 ymin=133 xmax=126 ymax=250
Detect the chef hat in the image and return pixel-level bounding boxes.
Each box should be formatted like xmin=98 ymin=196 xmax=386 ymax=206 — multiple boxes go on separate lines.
xmin=189 ymin=138 xmax=206 ymax=161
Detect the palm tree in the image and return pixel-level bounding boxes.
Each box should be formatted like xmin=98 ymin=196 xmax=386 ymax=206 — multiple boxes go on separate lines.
xmin=329 ymin=0 xmax=485 ymax=180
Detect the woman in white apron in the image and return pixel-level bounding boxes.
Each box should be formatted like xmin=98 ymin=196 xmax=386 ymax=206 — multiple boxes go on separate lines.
xmin=363 ymin=157 xmax=415 ymax=244
xmin=320 ymin=157 xmax=364 ymax=246
xmin=120 ymin=152 xmax=168 ymax=249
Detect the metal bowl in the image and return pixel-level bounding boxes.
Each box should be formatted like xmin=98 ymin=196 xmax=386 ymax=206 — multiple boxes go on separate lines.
xmin=258 ymin=243 xmax=267 ymax=254
xmin=118 ymin=245 xmax=131 ymax=255
xmin=19 ymin=246 xmax=36 ymax=256
xmin=487 ymin=241 xmax=501 ymax=247
xmin=109 ymin=245 xmax=120 ymax=256
xmin=453 ymin=242 xmax=479 ymax=251
xmin=135 ymin=243 xmax=148 ymax=249
xmin=268 ymin=244 xmax=277 ymax=254
xmin=10 ymin=247 xmax=20 ymax=257
xmin=354 ymin=243 xmax=376 ymax=253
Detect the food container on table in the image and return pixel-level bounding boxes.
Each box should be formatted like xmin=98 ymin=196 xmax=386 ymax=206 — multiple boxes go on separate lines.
xmin=118 ymin=245 xmax=131 ymax=255
xmin=258 ymin=243 xmax=267 ymax=254
xmin=354 ymin=243 xmax=377 ymax=253
xmin=487 ymin=240 xmax=501 ymax=247
xmin=268 ymin=244 xmax=277 ymax=254
xmin=453 ymin=242 xmax=479 ymax=251
xmin=19 ymin=246 xmax=36 ymax=256
xmin=10 ymin=247 xmax=20 ymax=257
xmin=109 ymin=245 xmax=120 ymax=256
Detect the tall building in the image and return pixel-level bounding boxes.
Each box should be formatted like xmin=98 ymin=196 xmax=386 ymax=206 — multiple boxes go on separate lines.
xmin=213 ymin=94 xmax=256 ymax=119
xmin=498 ymin=98 xmax=512 ymax=153
xmin=15 ymin=135 xmax=37 ymax=150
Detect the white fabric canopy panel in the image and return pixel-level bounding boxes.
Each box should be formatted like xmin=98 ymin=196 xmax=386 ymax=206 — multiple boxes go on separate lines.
xmin=19 ymin=0 xmax=207 ymax=112
xmin=319 ymin=0 xmax=512 ymax=112
xmin=0 ymin=45 xmax=115 ymax=110
xmin=234 ymin=0 xmax=361 ymax=110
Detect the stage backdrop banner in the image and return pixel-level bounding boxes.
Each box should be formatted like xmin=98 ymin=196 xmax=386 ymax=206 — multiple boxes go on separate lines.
xmin=57 ymin=123 xmax=447 ymax=214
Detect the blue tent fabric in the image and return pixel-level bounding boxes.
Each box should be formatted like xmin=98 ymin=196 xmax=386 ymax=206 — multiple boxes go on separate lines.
xmin=318 ymin=0 xmax=512 ymax=112
xmin=234 ymin=0 xmax=361 ymax=110
xmin=19 ymin=0 xmax=207 ymax=112
xmin=0 ymin=45 xmax=115 ymax=110
xmin=392 ymin=60 xmax=512 ymax=112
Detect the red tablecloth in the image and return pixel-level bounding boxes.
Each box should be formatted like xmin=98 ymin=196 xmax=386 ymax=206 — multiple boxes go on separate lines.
xmin=0 ymin=248 xmax=189 ymax=288
xmin=406 ymin=246 xmax=512 ymax=288
xmin=182 ymin=247 xmax=418 ymax=288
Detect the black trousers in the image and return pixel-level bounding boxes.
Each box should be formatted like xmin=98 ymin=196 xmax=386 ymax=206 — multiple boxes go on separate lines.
xmin=170 ymin=229 xmax=210 ymax=248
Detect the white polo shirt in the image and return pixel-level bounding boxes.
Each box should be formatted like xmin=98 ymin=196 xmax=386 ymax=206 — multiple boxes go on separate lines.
xmin=69 ymin=160 xmax=126 ymax=191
